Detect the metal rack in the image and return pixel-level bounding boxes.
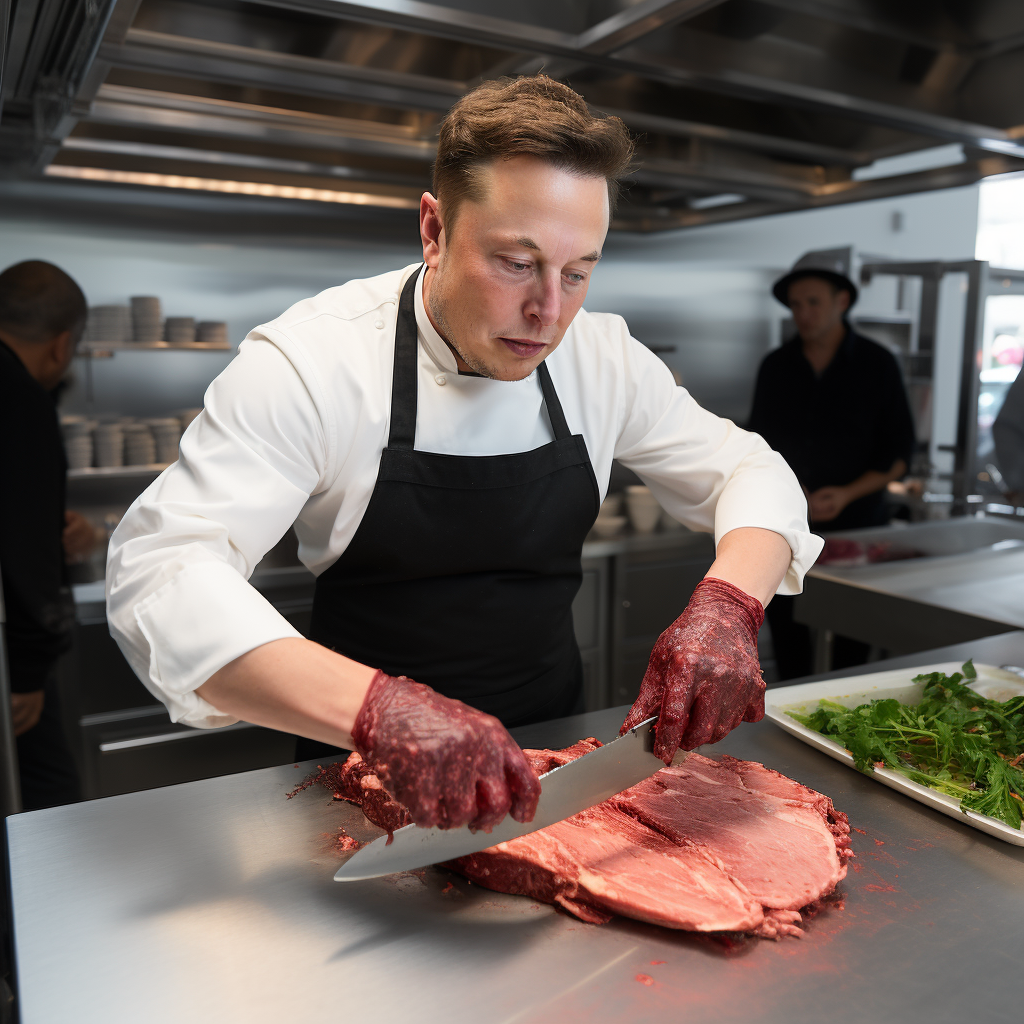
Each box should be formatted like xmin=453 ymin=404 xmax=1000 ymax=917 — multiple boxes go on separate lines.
xmin=75 ymin=341 xmax=230 ymax=359
xmin=858 ymin=259 xmax=1024 ymax=513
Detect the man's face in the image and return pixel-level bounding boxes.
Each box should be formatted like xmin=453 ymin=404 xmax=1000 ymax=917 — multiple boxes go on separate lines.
xmin=788 ymin=276 xmax=850 ymax=343
xmin=422 ymin=155 xmax=609 ymax=381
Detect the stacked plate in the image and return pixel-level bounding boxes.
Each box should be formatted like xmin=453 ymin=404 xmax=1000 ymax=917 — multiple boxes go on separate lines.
xmin=196 ymin=321 xmax=228 ymax=346
xmin=61 ymin=416 xmax=94 ymax=470
xmin=165 ymin=317 xmax=196 ymax=345
xmin=131 ymin=296 xmax=163 ymax=343
xmin=85 ymin=306 xmax=131 ymax=344
xmin=94 ymin=423 xmax=125 ymax=468
xmin=144 ymin=417 xmax=182 ymax=464
xmin=123 ymin=422 xmax=156 ymax=466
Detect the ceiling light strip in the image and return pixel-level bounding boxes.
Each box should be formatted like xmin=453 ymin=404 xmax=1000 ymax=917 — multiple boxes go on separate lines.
xmin=44 ymin=165 xmax=419 ymax=209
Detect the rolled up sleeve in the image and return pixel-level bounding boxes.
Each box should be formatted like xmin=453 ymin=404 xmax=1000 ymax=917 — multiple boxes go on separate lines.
xmin=614 ymin=338 xmax=822 ymax=595
xmin=106 ymin=335 xmax=326 ymax=727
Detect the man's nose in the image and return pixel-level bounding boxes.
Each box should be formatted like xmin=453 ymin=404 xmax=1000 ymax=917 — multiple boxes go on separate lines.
xmin=523 ymin=271 xmax=561 ymax=327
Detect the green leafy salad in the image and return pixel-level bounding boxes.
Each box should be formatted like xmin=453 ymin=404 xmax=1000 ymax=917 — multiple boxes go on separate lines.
xmin=787 ymin=662 xmax=1024 ymax=830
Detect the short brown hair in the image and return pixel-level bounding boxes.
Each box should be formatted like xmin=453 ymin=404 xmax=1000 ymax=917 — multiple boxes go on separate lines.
xmin=433 ymin=75 xmax=633 ymax=230
xmin=0 ymin=260 xmax=87 ymax=344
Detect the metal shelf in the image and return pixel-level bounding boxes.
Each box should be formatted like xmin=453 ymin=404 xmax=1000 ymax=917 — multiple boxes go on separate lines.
xmin=68 ymin=464 xmax=170 ymax=480
xmin=76 ymin=341 xmax=230 ymax=358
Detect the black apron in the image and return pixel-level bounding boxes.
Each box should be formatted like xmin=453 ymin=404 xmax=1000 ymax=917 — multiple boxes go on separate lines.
xmin=307 ymin=268 xmax=600 ymax=732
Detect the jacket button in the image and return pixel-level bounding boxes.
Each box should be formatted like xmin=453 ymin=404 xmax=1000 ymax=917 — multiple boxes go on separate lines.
xmin=435 ymin=374 xmax=446 ymax=386
xmin=374 ymin=319 xmax=385 ymax=329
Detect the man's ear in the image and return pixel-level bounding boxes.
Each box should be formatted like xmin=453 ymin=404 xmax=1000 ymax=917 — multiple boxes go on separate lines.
xmin=47 ymin=329 xmax=76 ymax=378
xmin=420 ymin=192 xmax=444 ymax=268
xmin=837 ymin=289 xmax=852 ymax=314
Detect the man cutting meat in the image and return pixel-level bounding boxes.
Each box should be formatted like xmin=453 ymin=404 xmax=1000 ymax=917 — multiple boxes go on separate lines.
xmin=107 ymin=76 xmax=821 ymax=833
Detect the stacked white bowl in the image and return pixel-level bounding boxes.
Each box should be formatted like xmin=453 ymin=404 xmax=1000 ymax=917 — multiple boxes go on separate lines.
xmin=131 ymin=296 xmax=163 ymax=343
xmin=625 ymin=485 xmax=662 ymax=533
xmin=85 ymin=305 xmax=131 ymax=344
xmin=164 ymin=317 xmax=196 ymax=344
xmin=196 ymin=321 xmax=228 ymax=346
xmin=61 ymin=416 xmax=94 ymax=470
xmin=122 ymin=422 xmax=156 ymax=466
xmin=93 ymin=423 xmax=125 ymax=468
xmin=144 ymin=417 xmax=182 ymax=463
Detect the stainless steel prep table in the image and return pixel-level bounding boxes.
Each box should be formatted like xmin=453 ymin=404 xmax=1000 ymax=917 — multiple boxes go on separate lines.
xmin=9 ymin=634 xmax=1024 ymax=1024
xmin=796 ymin=517 xmax=1024 ymax=665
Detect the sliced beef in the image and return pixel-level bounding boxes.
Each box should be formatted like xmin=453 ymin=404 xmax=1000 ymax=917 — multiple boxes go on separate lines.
xmin=300 ymin=740 xmax=850 ymax=938
xmin=610 ymin=753 xmax=851 ymax=912
xmin=451 ymin=803 xmax=764 ymax=932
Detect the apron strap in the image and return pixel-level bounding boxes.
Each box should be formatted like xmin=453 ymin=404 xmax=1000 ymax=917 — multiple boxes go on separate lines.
xmin=388 ymin=264 xmax=575 ymax=449
xmin=537 ymin=361 xmax=572 ymax=442
xmin=387 ymin=268 xmax=421 ymax=450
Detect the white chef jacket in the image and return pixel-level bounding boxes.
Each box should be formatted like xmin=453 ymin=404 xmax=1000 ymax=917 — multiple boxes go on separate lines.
xmin=106 ymin=263 xmax=822 ymax=729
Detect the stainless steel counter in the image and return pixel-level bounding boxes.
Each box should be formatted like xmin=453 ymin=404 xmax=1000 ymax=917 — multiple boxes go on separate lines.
xmin=797 ymin=517 xmax=1024 ymax=659
xmin=8 ymin=633 xmax=1024 ymax=1024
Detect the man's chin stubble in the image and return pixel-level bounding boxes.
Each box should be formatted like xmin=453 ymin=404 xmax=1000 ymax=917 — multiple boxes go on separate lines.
xmin=428 ymin=293 xmax=529 ymax=381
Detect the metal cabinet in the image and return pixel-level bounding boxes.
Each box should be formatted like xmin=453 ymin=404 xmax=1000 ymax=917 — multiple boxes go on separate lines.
xmin=68 ymin=568 xmax=317 ymax=800
xmin=606 ymin=537 xmax=716 ymax=707
xmin=572 ymin=556 xmax=610 ymax=711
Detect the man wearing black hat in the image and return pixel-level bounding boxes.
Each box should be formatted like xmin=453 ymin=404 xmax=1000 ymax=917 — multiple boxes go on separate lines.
xmin=748 ymin=254 xmax=915 ymax=678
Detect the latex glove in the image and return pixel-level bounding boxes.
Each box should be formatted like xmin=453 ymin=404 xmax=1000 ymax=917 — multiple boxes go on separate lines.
xmin=351 ymin=670 xmax=541 ymax=832
xmin=620 ymin=577 xmax=765 ymax=764
xmin=11 ymin=690 xmax=45 ymax=737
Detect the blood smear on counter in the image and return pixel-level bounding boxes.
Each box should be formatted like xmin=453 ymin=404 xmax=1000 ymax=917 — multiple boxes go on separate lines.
xmin=635 ymin=974 xmax=654 ymax=986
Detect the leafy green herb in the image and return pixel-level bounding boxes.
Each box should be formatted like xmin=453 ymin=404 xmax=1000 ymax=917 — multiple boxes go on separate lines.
xmin=788 ymin=661 xmax=1024 ymax=830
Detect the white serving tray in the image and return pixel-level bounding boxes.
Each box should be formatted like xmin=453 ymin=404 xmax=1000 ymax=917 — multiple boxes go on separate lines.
xmin=765 ymin=662 xmax=1024 ymax=846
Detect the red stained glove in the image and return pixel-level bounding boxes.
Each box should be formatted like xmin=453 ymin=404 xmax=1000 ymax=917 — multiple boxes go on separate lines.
xmin=619 ymin=577 xmax=766 ymax=764
xmin=351 ymin=671 xmax=541 ymax=833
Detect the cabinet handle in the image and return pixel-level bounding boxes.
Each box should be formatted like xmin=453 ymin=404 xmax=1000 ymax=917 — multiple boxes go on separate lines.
xmin=99 ymin=721 xmax=254 ymax=752
xmin=622 ymin=600 xmax=631 ymax=608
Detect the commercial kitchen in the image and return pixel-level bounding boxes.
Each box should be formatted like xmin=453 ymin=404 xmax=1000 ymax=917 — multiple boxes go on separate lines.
xmin=2 ymin=2 xmax=1024 ymax=1022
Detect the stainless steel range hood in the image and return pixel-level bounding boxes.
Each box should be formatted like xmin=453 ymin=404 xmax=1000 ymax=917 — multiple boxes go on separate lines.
xmin=4 ymin=0 xmax=1024 ymax=230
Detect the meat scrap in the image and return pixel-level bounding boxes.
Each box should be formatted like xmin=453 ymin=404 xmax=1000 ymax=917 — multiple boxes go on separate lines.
xmin=290 ymin=753 xmax=411 ymax=841
xmin=302 ymin=742 xmax=851 ymax=938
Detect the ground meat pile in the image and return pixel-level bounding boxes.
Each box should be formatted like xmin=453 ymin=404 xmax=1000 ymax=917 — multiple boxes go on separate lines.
xmin=299 ymin=742 xmax=852 ymax=939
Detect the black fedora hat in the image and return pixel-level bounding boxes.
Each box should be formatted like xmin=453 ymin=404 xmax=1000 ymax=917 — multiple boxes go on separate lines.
xmin=772 ymin=249 xmax=858 ymax=308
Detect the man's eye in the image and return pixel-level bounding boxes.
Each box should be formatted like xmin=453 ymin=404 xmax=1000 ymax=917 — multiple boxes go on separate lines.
xmin=565 ymin=273 xmax=585 ymax=284
xmin=505 ymin=259 xmax=530 ymax=272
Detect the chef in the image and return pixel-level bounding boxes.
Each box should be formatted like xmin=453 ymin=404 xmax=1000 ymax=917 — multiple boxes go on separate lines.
xmin=748 ymin=254 xmax=915 ymax=678
xmin=107 ymin=76 xmax=821 ymax=833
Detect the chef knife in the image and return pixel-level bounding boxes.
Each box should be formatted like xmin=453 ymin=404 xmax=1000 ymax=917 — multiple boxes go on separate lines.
xmin=334 ymin=716 xmax=666 ymax=881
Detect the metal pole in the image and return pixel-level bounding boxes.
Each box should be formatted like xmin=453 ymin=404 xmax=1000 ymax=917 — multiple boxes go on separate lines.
xmin=0 ymin=563 xmax=20 ymax=1024
xmin=953 ymin=261 xmax=987 ymax=515
xmin=0 ymin=568 xmax=20 ymax=817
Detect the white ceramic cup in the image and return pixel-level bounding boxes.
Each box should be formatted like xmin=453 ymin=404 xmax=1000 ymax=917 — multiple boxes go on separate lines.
xmin=625 ymin=485 xmax=661 ymax=533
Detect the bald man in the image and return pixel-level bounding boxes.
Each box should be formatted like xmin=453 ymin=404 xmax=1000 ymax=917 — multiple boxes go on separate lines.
xmin=0 ymin=260 xmax=89 ymax=809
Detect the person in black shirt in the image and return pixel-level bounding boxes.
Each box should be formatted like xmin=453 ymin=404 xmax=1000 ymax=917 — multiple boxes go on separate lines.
xmin=0 ymin=260 xmax=91 ymax=809
xmin=748 ymin=261 xmax=915 ymax=679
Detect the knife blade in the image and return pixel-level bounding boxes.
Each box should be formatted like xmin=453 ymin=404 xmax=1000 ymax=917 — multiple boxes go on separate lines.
xmin=334 ymin=716 xmax=665 ymax=882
